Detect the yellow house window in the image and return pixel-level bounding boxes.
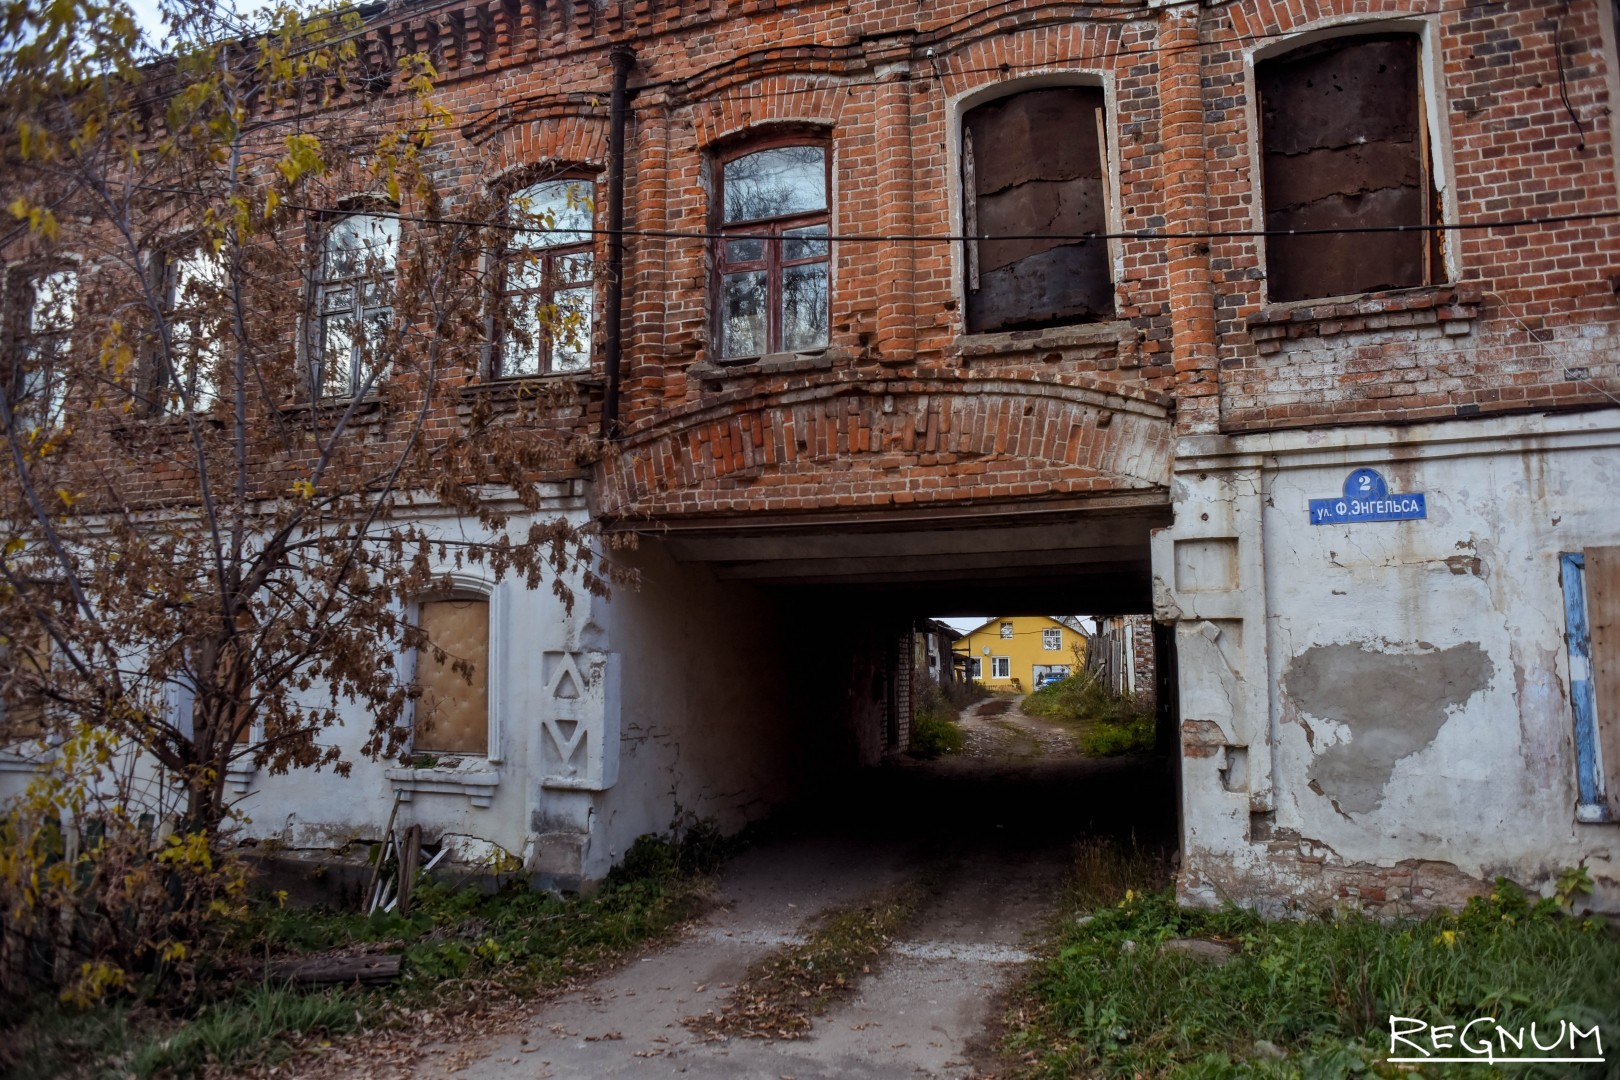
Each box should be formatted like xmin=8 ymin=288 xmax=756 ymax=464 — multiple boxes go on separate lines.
xmin=999 ymin=622 xmax=1013 ymax=639
xmin=991 ymin=656 xmax=1010 ymax=679
xmin=1043 ymin=628 xmax=1062 ymax=650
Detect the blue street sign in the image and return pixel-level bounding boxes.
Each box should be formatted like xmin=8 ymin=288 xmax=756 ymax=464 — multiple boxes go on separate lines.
xmin=1309 ymin=468 xmax=1426 ymax=525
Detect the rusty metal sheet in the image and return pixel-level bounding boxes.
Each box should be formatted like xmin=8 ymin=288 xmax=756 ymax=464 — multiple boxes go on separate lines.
xmin=1260 ymin=141 xmax=1421 ymax=213
xmin=1258 ymin=37 xmax=1419 ymax=154
xmin=967 ymin=243 xmax=1113 ymax=331
xmin=1258 ymin=34 xmax=1431 ymax=302
xmin=1266 ymin=187 xmax=1427 ymax=300
xmin=964 ymin=86 xmax=1112 ymax=332
xmin=415 ymin=598 xmax=489 ymax=755
xmin=975 ymin=177 xmax=1108 ymax=273
xmin=966 ymin=87 xmax=1104 ymax=195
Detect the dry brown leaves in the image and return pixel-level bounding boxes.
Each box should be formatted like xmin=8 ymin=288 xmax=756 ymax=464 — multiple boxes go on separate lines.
xmin=681 ymin=879 xmax=930 ymax=1042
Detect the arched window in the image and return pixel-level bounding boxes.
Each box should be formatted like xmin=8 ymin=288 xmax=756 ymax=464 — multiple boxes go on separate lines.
xmin=714 ymin=142 xmax=830 ymax=360
xmin=313 ymin=210 xmax=397 ymax=398
xmin=412 ymin=594 xmax=490 ymax=757
xmin=494 ymin=178 xmax=596 ymax=377
xmin=962 ymin=86 xmax=1113 ymax=333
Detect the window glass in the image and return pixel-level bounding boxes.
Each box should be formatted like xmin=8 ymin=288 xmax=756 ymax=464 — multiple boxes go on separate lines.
xmin=10 ymin=268 xmax=76 ymax=428
xmin=414 ymin=597 xmax=489 ymax=756
xmin=717 ymin=144 xmax=830 ymax=360
xmin=497 ymin=179 xmax=595 ymax=377
xmin=162 ymin=248 xmax=225 ymax=413
xmin=1043 ymin=628 xmax=1063 ymax=651
xmin=991 ymin=656 xmax=1010 ymax=679
xmin=1000 ymin=622 xmax=1014 ymax=639
xmin=317 ymin=212 xmax=397 ymax=397
xmin=723 ymin=146 xmax=826 ymax=224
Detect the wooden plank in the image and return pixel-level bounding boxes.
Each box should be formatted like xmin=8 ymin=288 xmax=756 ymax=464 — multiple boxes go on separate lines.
xmin=267 ymin=954 xmax=401 ymax=987
xmin=415 ymin=598 xmax=490 ymax=755
xmin=1585 ymin=547 xmax=1620 ymax=817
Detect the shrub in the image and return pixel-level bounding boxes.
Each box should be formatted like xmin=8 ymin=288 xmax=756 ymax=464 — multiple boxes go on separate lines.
xmin=908 ymin=680 xmax=965 ymax=759
xmin=1023 ymin=671 xmax=1157 ymax=755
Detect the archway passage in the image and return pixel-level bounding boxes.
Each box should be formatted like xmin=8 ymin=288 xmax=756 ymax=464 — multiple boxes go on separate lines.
xmin=604 ymin=494 xmax=1179 ymax=852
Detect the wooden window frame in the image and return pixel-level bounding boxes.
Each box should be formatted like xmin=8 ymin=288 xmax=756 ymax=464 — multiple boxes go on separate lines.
xmin=1562 ymin=550 xmax=1620 ymax=822
xmin=491 ymin=175 xmax=598 ymax=379
xmin=712 ymin=136 xmax=832 ymax=361
xmin=310 ymin=206 xmax=398 ymax=400
xmin=4 ymin=263 xmax=76 ymax=429
xmin=1043 ymin=628 xmax=1063 ymax=651
xmin=991 ymin=656 xmax=1011 ymax=679
xmin=154 ymin=244 xmax=226 ymax=415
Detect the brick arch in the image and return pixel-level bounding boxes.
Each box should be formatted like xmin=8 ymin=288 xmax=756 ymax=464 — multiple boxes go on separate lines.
xmin=485 ymin=117 xmax=610 ymax=174
xmin=689 ymin=72 xmax=852 ymax=150
xmin=595 ymin=376 xmax=1172 ymax=521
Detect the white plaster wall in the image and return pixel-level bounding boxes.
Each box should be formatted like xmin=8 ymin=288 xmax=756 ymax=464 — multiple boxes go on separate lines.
xmin=584 ymin=538 xmax=803 ymax=881
xmin=1163 ymin=409 xmax=1620 ymax=911
xmin=233 ymin=501 xmax=596 ymax=869
xmin=1260 ymin=414 xmax=1620 ymax=893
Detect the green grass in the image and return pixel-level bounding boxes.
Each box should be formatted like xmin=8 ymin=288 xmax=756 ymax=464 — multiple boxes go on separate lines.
xmin=2 ymin=830 xmax=722 ymax=1079
xmin=130 ymin=984 xmax=359 ymax=1077
xmin=1006 ymin=869 xmax=1620 ymax=1079
xmin=1022 ymin=672 xmax=1156 ymax=756
xmin=908 ymin=680 xmax=966 ymax=759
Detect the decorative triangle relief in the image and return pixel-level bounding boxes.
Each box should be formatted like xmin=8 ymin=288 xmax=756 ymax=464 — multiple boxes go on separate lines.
xmin=539 ymin=651 xmax=614 ymax=791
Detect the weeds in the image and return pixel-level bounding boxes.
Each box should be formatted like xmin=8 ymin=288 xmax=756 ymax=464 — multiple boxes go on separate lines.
xmin=1022 ymin=672 xmax=1156 ymax=756
xmin=687 ymin=876 xmax=933 ymax=1039
xmin=2 ymin=828 xmax=723 ymax=1079
xmin=909 ymin=679 xmax=965 ymax=759
xmin=1006 ymin=861 xmax=1620 ymax=1080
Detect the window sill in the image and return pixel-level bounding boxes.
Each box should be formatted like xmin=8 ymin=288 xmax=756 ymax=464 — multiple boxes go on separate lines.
xmin=385 ymin=762 xmax=499 ymax=808
xmin=690 ymin=348 xmax=840 ymax=383
xmin=278 ymin=395 xmax=385 ymax=420
xmin=1246 ymin=285 xmax=1482 ymax=354
xmin=950 ymin=320 xmax=1128 ymax=363
xmin=456 ymin=373 xmax=598 ymax=403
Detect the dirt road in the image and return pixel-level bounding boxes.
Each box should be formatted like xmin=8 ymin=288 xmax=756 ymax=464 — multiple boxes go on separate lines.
xmin=330 ymin=697 xmax=1173 ymax=1079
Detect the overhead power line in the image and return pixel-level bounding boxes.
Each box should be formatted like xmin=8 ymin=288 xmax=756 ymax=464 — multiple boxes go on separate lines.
xmin=274 ymin=201 xmax=1620 ymax=245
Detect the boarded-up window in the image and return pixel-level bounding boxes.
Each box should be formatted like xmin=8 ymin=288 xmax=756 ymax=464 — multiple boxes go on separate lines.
xmin=414 ymin=598 xmax=489 ymax=756
xmin=1257 ymin=34 xmax=1440 ymax=302
xmin=0 ymin=620 xmax=51 ymax=743
xmin=1564 ymin=550 xmax=1620 ymax=822
xmin=963 ymin=87 xmax=1112 ymax=333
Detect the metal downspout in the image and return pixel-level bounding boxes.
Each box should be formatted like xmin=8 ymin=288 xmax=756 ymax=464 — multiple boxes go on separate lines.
xmin=600 ymin=45 xmax=635 ymax=442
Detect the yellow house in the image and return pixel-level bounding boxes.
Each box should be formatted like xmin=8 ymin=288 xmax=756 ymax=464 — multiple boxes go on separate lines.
xmin=952 ymin=615 xmax=1085 ymax=691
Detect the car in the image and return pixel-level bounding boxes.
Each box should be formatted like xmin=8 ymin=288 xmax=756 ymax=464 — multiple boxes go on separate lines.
xmin=1034 ymin=671 xmax=1068 ymax=689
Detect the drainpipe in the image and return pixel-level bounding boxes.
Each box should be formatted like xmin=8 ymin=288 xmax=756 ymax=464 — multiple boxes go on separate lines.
xmin=600 ymin=45 xmax=635 ymax=442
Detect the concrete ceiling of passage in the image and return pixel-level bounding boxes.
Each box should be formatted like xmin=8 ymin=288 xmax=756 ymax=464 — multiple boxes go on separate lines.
xmin=631 ymin=494 xmax=1168 ymax=615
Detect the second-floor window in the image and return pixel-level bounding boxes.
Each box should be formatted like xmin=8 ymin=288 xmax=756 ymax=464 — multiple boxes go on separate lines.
xmin=1257 ymin=33 xmax=1440 ymax=302
xmin=315 ymin=211 xmax=397 ymax=398
xmin=495 ymin=179 xmax=595 ymax=377
xmin=6 ymin=266 xmax=75 ymax=429
xmin=716 ymin=143 xmax=830 ymax=360
xmin=1043 ymin=628 xmax=1063 ymax=651
xmin=963 ymin=86 xmax=1113 ymax=333
xmin=158 ymin=247 xmax=225 ymax=413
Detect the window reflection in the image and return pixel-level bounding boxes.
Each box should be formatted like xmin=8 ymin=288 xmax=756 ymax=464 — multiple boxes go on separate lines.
xmin=716 ymin=144 xmax=830 ymax=360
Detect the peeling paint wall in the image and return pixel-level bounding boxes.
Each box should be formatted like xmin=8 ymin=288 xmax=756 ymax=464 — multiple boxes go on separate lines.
xmin=1159 ymin=410 xmax=1620 ymax=914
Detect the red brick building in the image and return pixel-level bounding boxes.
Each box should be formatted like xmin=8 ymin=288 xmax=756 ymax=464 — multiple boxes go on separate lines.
xmin=6 ymin=0 xmax=1619 ymax=907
